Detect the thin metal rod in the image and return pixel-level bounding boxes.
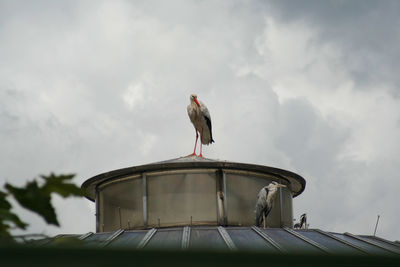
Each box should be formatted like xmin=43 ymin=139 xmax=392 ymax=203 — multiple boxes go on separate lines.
xmin=78 ymin=232 xmax=93 ymax=240
xmin=181 ymin=226 xmax=191 ymax=250
xmin=251 ymin=226 xmax=286 ymax=253
xmin=373 ymin=215 xmax=380 ymax=236
xmin=217 ymin=226 xmax=237 ymax=251
xmin=284 ymin=227 xmax=331 ymax=254
xmin=222 ymin=170 xmax=227 ymax=225
xmin=279 ymin=179 xmax=283 ymax=227
xmin=102 ymin=229 xmax=125 ymax=247
xmin=369 ymin=235 xmax=400 ymax=247
xmin=142 ymin=173 xmax=147 ymax=228
xmin=344 ymin=232 xmax=399 ymax=254
xmin=95 ymin=186 xmax=100 ymax=233
xmin=313 ymin=229 xmax=368 ymax=255
xmin=137 ymin=228 xmax=157 ymax=249
xmin=216 ymin=169 xmax=226 ymax=226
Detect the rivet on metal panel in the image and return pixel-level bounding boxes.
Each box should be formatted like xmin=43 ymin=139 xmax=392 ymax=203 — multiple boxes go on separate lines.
xmin=217 ymin=226 xmax=237 ymax=251
xmin=137 ymin=228 xmax=157 ymax=249
xmin=251 ymin=226 xmax=286 ymax=253
xmin=284 ymin=227 xmax=331 ymax=254
xmin=181 ymin=226 xmax=191 ymax=250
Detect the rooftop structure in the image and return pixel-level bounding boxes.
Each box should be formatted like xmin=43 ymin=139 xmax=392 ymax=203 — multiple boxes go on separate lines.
xmin=75 ymin=156 xmax=400 ymax=255
xmin=82 ymin=156 xmax=305 ymax=232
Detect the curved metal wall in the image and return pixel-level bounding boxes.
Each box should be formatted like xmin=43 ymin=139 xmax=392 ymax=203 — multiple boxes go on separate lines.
xmin=96 ymin=168 xmax=293 ymax=232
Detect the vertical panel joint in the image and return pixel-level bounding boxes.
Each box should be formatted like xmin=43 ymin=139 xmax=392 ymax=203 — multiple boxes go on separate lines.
xmin=142 ymin=173 xmax=147 ymax=228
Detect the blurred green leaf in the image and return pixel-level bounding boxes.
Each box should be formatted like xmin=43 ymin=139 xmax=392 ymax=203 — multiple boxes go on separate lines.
xmin=41 ymin=173 xmax=84 ymax=197
xmin=5 ymin=181 xmax=59 ymax=226
xmin=0 ymin=209 xmax=28 ymax=229
xmin=0 ymin=190 xmax=28 ymax=237
xmin=0 ymin=191 xmax=11 ymax=210
xmin=0 ymin=221 xmax=12 ymax=238
xmin=1 ymin=173 xmax=83 ymax=238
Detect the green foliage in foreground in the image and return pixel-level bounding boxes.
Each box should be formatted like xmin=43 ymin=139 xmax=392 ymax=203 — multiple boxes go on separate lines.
xmin=0 ymin=173 xmax=84 ymax=238
xmin=0 ymin=246 xmax=399 ymax=267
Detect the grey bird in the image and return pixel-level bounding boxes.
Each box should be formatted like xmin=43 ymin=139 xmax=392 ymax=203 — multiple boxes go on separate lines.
xmin=294 ymin=213 xmax=307 ymax=229
xmin=255 ymin=182 xmax=286 ymax=228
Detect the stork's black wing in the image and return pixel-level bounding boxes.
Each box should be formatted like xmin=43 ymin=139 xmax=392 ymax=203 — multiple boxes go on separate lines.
xmin=203 ymin=115 xmax=214 ymax=143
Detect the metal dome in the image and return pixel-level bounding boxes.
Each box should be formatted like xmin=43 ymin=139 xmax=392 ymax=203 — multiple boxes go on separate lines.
xmin=81 ymin=156 xmax=306 ymax=232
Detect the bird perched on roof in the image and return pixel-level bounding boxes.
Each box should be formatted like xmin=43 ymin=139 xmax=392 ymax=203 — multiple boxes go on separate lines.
xmin=294 ymin=213 xmax=307 ymax=229
xmin=255 ymin=181 xmax=286 ymax=228
xmin=187 ymin=94 xmax=214 ymax=157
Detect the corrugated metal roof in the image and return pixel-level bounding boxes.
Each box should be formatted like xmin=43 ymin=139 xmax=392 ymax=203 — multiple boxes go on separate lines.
xmin=47 ymin=227 xmax=400 ymax=255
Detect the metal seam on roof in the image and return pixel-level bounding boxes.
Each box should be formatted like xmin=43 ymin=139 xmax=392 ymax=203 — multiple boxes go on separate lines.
xmin=284 ymin=228 xmax=331 ymax=254
xmin=181 ymin=226 xmax=191 ymax=250
xmin=344 ymin=232 xmax=400 ymax=255
xmin=78 ymin=232 xmax=93 ymax=240
xmin=313 ymin=229 xmax=368 ymax=254
xmin=102 ymin=229 xmax=125 ymax=247
xmin=47 ymin=227 xmax=399 ymax=255
xmin=251 ymin=226 xmax=286 ymax=253
xmin=217 ymin=226 xmax=238 ymax=251
xmin=365 ymin=235 xmax=400 ymax=248
xmin=142 ymin=173 xmax=148 ymax=228
xmin=137 ymin=228 xmax=157 ymax=249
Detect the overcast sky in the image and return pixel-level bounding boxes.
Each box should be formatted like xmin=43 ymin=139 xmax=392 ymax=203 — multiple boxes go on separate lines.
xmin=1 ymin=0 xmax=399 ymax=241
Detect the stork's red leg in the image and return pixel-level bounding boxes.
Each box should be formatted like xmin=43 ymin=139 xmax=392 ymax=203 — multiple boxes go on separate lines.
xmin=188 ymin=131 xmax=198 ymax=156
xmin=199 ymin=129 xmax=204 ymax=157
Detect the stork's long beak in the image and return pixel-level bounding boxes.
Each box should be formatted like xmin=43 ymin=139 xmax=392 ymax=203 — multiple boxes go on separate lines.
xmin=277 ymin=184 xmax=286 ymax=188
xmin=194 ymin=98 xmax=200 ymax=107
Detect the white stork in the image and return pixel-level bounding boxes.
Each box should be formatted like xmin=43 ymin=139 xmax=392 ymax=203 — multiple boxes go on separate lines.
xmin=187 ymin=94 xmax=214 ymax=157
xmin=255 ymin=181 xmax=286 ymax=228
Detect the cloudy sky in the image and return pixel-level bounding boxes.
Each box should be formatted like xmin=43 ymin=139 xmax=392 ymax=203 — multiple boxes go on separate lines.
xmin=1 ymin=0 xmax=399 ymax=241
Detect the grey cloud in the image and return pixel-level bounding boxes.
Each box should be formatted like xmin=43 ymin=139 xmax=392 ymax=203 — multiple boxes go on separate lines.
xmin=0 ymin=1 xmax=399 ymax=241
xmin=276 ymin=98 xmax=350 ymax=178
xmin=267 ymin=0 xmax=400 ymax=95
